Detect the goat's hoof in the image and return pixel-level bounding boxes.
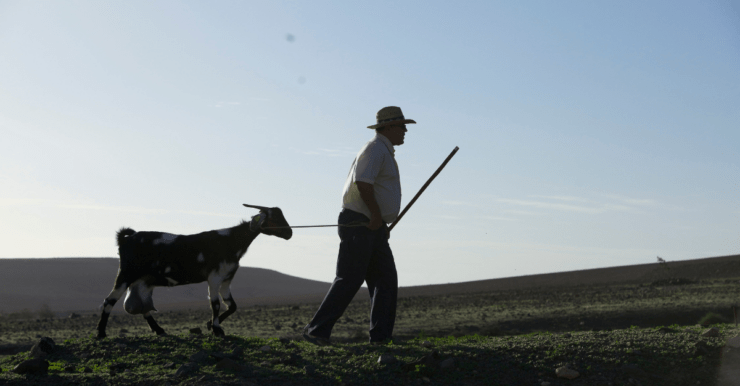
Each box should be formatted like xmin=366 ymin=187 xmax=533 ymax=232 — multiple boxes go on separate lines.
xmin=206 ymin=321 xmax=213 ymax=331
xmin=155 ymin=331 xmax=167 ymax=336
xmin=96 ymin=333 xmax=106 ymax=340
xmin=212 ymin=326 xmax=225 ymax=338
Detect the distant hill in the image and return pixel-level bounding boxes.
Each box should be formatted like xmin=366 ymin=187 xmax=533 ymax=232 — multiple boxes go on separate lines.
xmin=0 ymin=258 xmax=335 ymax=315
xmin=397 ymin=253 xmax=740 ymax=298
xmin=1 ymin=253 xmax=739 ymax=315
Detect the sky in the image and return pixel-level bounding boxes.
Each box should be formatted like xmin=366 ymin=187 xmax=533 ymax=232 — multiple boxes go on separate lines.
xmin=0 ymin=1 xmax=738 ymax=287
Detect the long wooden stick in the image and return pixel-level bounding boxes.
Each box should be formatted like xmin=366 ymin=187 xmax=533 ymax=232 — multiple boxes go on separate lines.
xmin=389 ymin=146 xmax=460 ymax=232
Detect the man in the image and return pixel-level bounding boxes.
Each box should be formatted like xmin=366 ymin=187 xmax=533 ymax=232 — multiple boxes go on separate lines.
xmin=303 ymin=106 xmax=414 ymax=345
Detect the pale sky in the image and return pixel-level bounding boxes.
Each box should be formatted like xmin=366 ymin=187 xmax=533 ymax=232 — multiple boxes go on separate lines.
xmin=1 ymin=1 xmax=738 ymax=286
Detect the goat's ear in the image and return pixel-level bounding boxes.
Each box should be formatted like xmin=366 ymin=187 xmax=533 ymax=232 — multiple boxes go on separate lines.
xmin=243 ymin=204 xmax=270 ymax=211
xmin=250 ymin=213 xmax=267 ymax=232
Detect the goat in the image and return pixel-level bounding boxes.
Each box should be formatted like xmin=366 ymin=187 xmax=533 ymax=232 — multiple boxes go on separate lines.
xmin=96 ymin=204 xmax=292 ymax=338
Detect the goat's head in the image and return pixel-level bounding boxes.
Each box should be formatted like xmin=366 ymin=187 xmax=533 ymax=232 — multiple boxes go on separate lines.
xmin=243 ymin=204 xmax=292 ymax=240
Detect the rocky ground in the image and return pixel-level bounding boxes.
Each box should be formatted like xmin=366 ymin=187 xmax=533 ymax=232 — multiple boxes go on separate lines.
xmin=0 ymin=325 xmax=738 ymax=386
xmin=2 ymin=276 xmax=740 ymax=385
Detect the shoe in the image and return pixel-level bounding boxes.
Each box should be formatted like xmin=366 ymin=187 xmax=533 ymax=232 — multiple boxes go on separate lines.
xmin=369 ymin=337 xmax=394 ymax=346
xmin=302 ymin=327 xmax=330 ymax=346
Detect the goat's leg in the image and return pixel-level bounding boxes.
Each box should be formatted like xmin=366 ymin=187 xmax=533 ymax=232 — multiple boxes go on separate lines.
xmin=217 ymin=280 xmax=238 ymax=324
xmin=143 ymin=311 xmax=166 ymax=336
xmin=96 ymin=278 xmax=128 ymax=339
xmin=207 ymin=279 xmax=226 ymax=337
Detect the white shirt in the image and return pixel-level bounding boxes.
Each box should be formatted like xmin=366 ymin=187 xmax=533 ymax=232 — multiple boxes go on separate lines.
xmin=341 ymin=134 xmax=402 ymax=223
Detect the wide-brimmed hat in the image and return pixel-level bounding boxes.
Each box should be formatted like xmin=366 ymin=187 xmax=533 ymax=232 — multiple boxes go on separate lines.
xmin=367 ymin=106 xmax=417 ymax=129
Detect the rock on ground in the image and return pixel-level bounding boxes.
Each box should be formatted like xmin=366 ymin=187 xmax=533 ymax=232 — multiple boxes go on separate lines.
xmin=30 ymin=337 xmax=55 ymax=358
xmin=214 ymin=358 xmax=242 ymax=371
xmin=556 ymin=366 xmax=580 ymax=379
xmin=702 ymin=327 xmax=720 ymax=337
xmin=402 ymin=350 xmax=441 ymax=372
xmin=378 ymin=354 xmax=397 ymax=364
xmin=439 ymin=358 xmax=454 ymax=369
xmin=189 ymin=350 xmax=209 ymax=362
xmin=694 ymin=341 xmax=712 ymax=356
xmin=174 ymin=363 xmax=198 ymax=378
xmin=12 ymin=358 xmax=49 ymax=374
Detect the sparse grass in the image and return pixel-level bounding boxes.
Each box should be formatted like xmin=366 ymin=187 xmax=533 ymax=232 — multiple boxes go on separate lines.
xmin=2 ymin=277 xmax=740 ymax=384
xmin=3 ymin=278 xmax=740 ymax=345
xmin=0 ymin=325 xmax=736 ymax=385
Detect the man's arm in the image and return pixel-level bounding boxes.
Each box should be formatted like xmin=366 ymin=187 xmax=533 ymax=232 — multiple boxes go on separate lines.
xmin=355 ymin=181 xmax=383 ymax=231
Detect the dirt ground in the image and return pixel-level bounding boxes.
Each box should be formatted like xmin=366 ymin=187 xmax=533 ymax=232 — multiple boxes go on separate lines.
xmin=2 ymin=271 xmax=740 ymax=346
xmin=2 ymin=277 xmax=740 ymax=386
xmin=3 ymin=259 xmax=740 ymax=385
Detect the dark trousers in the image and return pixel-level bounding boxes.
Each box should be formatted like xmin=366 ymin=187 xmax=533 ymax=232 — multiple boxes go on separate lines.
xmin=305 ymin=209 xmax=398 ymax=342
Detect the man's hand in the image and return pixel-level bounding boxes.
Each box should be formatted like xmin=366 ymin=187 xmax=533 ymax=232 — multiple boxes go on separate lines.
xmin=368 ymin=213 xmax=383 ymax=231
xmin=356 ymin=181 xmax=384 ymax=231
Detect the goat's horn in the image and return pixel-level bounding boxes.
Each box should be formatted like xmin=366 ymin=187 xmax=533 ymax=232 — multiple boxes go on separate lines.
xmin=243 ymin=204 xmax=270 ymax=211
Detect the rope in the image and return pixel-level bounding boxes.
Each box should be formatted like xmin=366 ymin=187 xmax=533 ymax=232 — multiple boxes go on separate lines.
xmin=261 ymin=221 xmax=369 ymax=229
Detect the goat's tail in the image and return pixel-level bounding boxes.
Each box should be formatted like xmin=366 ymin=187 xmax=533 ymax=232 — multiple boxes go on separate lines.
xmin=116 ymin=227 xmax=136 ymax=247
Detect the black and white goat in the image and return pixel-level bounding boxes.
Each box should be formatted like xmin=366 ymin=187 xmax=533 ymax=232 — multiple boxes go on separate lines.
xmin=96 ymin=204 xmax=292 ymax=338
